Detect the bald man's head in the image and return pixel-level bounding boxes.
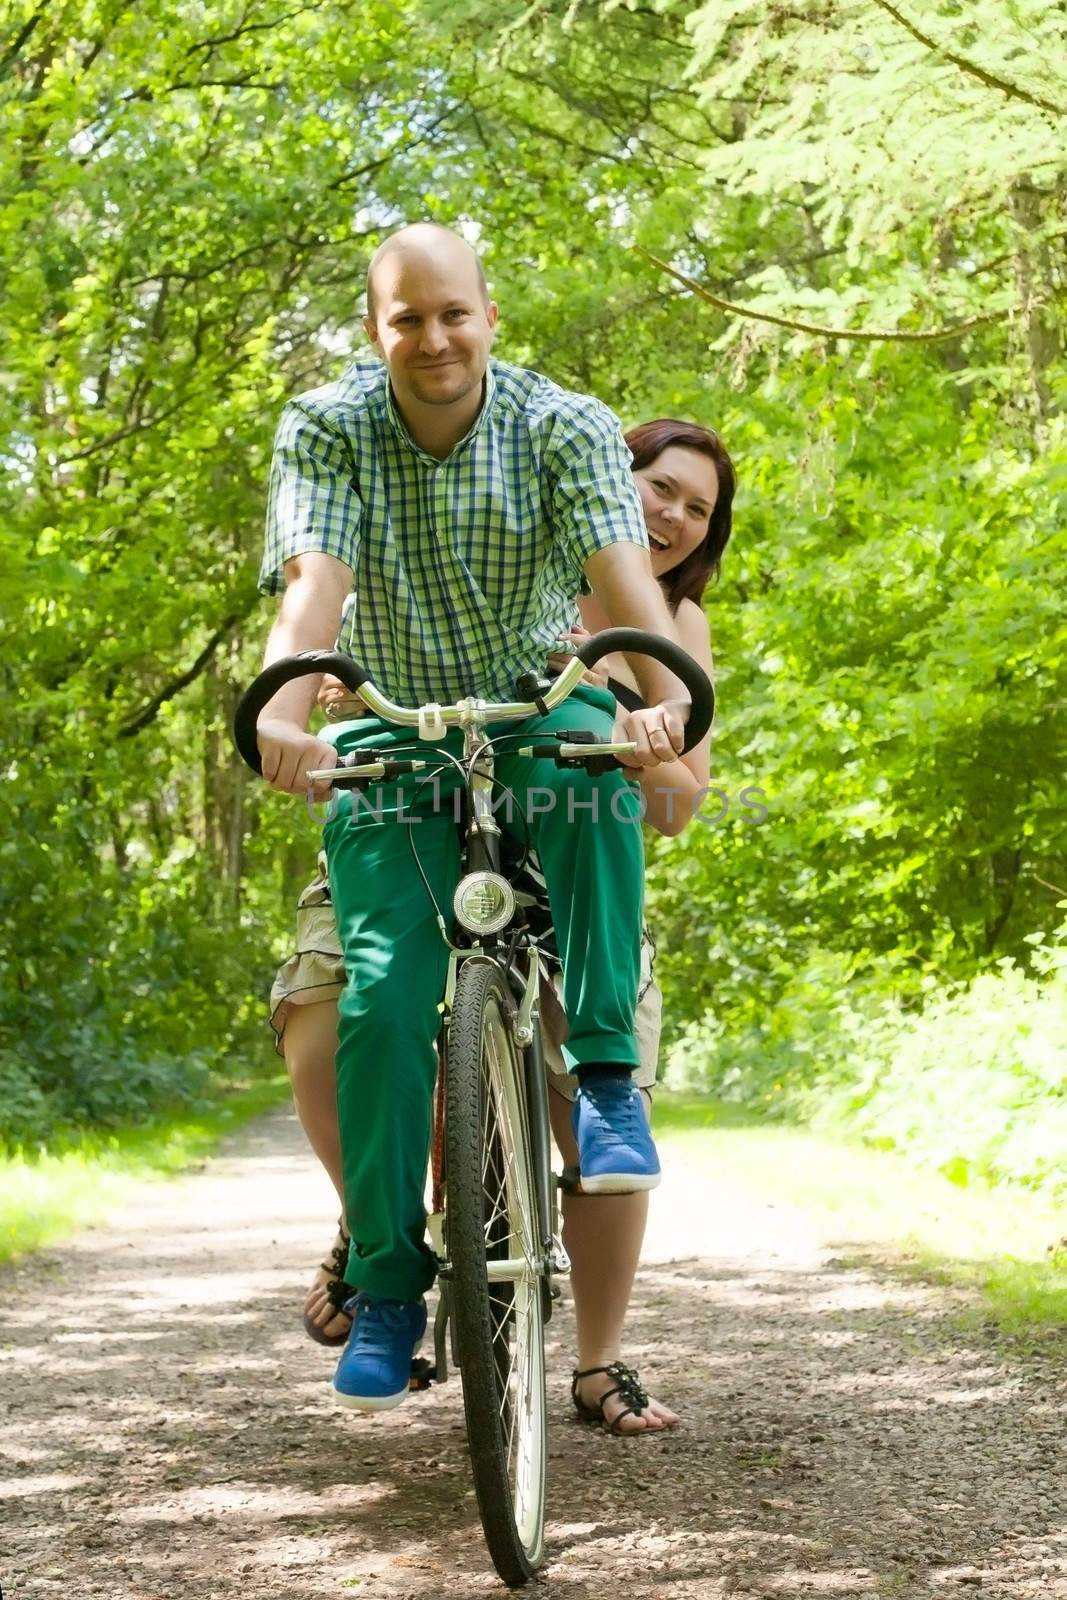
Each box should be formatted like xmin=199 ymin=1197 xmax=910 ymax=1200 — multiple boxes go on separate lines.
xmin=362 ymin=222 xmax=498 ymax=420
xmin=365 ymin=223 xmax=489 ymax=322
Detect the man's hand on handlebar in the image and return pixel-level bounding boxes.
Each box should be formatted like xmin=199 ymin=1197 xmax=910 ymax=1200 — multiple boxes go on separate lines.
xmin=257 ymin=718 xmax=339 ymax=799
xmin=613 ymin=700 xmax=688 ymax=769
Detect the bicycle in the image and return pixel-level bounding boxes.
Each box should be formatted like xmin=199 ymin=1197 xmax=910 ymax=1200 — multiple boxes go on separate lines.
xmin=232 ymin=627 xmax=713 ymax=1587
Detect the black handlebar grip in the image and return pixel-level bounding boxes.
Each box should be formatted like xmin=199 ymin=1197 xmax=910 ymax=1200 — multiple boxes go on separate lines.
xmin=574 ymin=628 xmax=714 ymax=753
xmin=231 ymin=650 xmax=372 ymax=775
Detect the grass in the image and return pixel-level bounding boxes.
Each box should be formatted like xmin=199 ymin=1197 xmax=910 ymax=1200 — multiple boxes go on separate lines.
xmin=652 ymin=1095 xmax=1067 ymax=1339
xmin=4 ymin=1083 xmax=1063 ymax=1343
xmin=0 ymin=1073 xmax=291 ymax=1265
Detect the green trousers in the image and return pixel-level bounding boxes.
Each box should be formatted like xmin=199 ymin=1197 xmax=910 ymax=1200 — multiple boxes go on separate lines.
xmin=321 ymin=686 xmax=644 ymax=1302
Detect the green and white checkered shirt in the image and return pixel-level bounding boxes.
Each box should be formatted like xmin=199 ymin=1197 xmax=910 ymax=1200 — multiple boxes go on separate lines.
xmin=259 ymin=356 xmax=649 ymax=705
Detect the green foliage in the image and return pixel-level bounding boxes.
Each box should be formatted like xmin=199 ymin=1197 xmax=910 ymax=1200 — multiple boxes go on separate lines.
xmin=666 ymin=924 xmax=1067 ymax=1199
xmin=0 ymin=0 xmax=500 ymax=1144
xmin=0 ymin=1074 xmax=289 ymax=1262
xmin=654 ymin=1096 xmax=1067 ymax=1336
xmin=1 ymin=0 xmax=1063 ymax=1192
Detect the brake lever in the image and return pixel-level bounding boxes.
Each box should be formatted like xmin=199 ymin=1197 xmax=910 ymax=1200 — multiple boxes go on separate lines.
xmin=516 ymin=731 xmax=627 ymax=774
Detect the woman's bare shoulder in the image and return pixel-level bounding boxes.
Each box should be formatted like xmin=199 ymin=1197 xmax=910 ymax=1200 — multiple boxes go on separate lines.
xmin=675 ymin=597 xmax=711 ymax=644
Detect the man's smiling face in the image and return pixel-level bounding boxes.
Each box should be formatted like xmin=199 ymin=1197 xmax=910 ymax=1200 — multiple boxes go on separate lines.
xmin=364 ymin=241 xmax=498 ymax=414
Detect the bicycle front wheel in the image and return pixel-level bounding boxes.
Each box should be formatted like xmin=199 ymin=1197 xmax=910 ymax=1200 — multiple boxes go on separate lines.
xmin=445 ymin=959 xmax=547 ymax=1587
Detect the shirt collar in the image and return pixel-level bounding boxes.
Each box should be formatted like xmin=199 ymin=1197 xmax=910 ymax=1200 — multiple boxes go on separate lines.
xmin=384 ymin=362 xmax=498 ymax=463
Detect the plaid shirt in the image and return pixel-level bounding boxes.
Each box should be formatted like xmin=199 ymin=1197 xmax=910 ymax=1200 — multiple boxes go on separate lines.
xmin=260 ymin=356 xmax=649 ymax=704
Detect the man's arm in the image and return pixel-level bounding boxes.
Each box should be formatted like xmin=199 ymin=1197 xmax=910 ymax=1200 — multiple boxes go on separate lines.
xmin=634 ymin=600 xmax=714 ymax=835
xmin=256 ymin=393 xmax=362 ymax=796
xmin=583 ymin=542 xmax=691 ymax=768
xmin=257 ymin=551 xmax=352 ymax=796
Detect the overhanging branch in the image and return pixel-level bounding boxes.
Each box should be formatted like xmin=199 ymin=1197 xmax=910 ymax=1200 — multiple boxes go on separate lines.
xmin=635 ymin=246 xmax=1012 ymax=343
xmin=872 ymin=0 xmax=1065 ymax=119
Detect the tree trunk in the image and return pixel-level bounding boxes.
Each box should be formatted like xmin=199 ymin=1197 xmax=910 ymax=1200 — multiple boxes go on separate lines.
xmin=1011 ymin=181 xmax=1061 ymax=425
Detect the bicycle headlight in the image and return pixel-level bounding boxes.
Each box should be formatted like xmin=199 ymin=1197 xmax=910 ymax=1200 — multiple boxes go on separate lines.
xmin=453 ymin=872 xmax=516 ymax=935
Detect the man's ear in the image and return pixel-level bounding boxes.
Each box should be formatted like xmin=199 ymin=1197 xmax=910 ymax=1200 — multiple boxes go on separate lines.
xmin=486 ymin=301 xmax=499 ymax=339
xmin=363 ymin=315 xmax=379 ymax=348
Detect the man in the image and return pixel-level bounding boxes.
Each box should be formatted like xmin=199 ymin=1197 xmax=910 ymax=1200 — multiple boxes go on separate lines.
xmin=256 ymin=223 xmax=692 ymax=1410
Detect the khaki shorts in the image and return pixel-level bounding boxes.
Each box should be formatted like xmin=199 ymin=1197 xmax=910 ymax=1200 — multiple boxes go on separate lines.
xmin=270 ymin=860 xmax=661 ymax=1102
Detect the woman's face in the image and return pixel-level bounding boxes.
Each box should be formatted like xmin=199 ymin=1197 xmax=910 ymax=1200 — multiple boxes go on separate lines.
xmin=633 ymin=445 xmax=719 ymax=579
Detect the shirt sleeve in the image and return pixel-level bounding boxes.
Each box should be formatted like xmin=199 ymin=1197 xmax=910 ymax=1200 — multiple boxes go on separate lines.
xmin=547 ymin=397 xmax=649 ymax=572
xmin=258 ymin=400 xmax=361 ymax=595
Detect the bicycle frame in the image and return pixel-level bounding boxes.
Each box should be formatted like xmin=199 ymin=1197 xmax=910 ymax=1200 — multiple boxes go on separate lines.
xmin=435 ymin=714 xmax=569 ymax=1306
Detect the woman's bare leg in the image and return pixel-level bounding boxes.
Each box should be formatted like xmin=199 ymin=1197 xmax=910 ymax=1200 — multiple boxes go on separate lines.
xmin=548 ymin=1084 xmax=680 ymax=1433
xmin=282 ymin=1000 xmax=351 ymax=1338
xmin=282 ymin=1000 xmax=678 ymax=1397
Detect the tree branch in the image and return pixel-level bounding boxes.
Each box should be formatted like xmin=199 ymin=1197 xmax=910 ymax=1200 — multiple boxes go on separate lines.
xmin=184 ymin=2 xmax=327 ymax=57
xmin=1031 ymin=873 xmax=1067 ymax=899
xmin=327 ymin=109 xmax=460 ymax=190
xmin=871 ymin=0 xmax=1065 ymax=118
xmin=0 ymin=3 xmax=46 ymax=78
xmin=122 ymin=224 xmax=377 ymax=289
xmin=105 ymin=72 xmax=285 ymax=116
xmin=635 ymin=247 xmax=1012 ymax=343
xmin=59 ymin=352 xmax=251 ymax=463
xmin=118 ymin=612 xmax=245 ymax=738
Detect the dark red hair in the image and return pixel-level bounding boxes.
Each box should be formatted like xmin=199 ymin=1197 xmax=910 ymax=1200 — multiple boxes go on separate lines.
xmin=624 ymin=419 xmax=736 ymax=612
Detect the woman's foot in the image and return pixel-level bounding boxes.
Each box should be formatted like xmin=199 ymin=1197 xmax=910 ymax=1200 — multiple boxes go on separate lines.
xmin=303 ymin=1224 xmax=354 ymax=1346
xmin=572 ymin=1362 xmax=681 ymax=1436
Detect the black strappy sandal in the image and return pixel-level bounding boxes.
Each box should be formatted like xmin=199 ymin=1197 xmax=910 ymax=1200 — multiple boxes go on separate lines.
xmin=302 ymin=1220 xmax=355 ymax=1348
xmin=571 ymin=1361 xmax=652 ymax=1436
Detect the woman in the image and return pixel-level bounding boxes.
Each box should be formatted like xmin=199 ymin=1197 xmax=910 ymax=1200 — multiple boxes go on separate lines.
xmin=272 ymin=418 xmax=735 ymax=1434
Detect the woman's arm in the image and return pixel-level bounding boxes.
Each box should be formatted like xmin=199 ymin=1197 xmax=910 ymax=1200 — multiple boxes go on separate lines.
xmin=634 ymin=599 xmax=714 ymax=837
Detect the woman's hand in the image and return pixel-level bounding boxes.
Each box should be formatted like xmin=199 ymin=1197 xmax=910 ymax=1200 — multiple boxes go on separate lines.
xmin=545 ymin=626 xmax=611 ymax=690
xmin=317 ymin=673 xmax=367 ymax=721
xmin=613 ymin=702 xmax=686 ymax=769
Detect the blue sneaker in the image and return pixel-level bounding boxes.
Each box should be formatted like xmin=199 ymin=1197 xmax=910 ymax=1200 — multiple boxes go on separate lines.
xmin=333 ymin=1293 xmax=427 ymax=1412
xmin=573 ymin=1073 xmax=661 ymax=1194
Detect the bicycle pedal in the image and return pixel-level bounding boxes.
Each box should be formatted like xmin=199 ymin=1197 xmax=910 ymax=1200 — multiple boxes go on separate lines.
xmin=409 ymin=1357 xmax=437 ymax=1390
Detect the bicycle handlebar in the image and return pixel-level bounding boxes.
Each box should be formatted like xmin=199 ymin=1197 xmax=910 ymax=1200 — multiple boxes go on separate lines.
xmin=232 ymin=630 xmax=713 ymax=777
xmin=572 ymin=628 xmax=713 ymax=750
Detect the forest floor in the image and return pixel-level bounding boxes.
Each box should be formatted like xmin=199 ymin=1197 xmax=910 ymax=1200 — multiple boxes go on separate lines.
xmin=1 ymin=1102 xmax=1064 ymax=1600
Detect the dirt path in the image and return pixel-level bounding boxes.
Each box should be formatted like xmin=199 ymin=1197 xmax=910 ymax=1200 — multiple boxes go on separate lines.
xmin=1 ymin=1105 xmax=1063 ymax=1599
